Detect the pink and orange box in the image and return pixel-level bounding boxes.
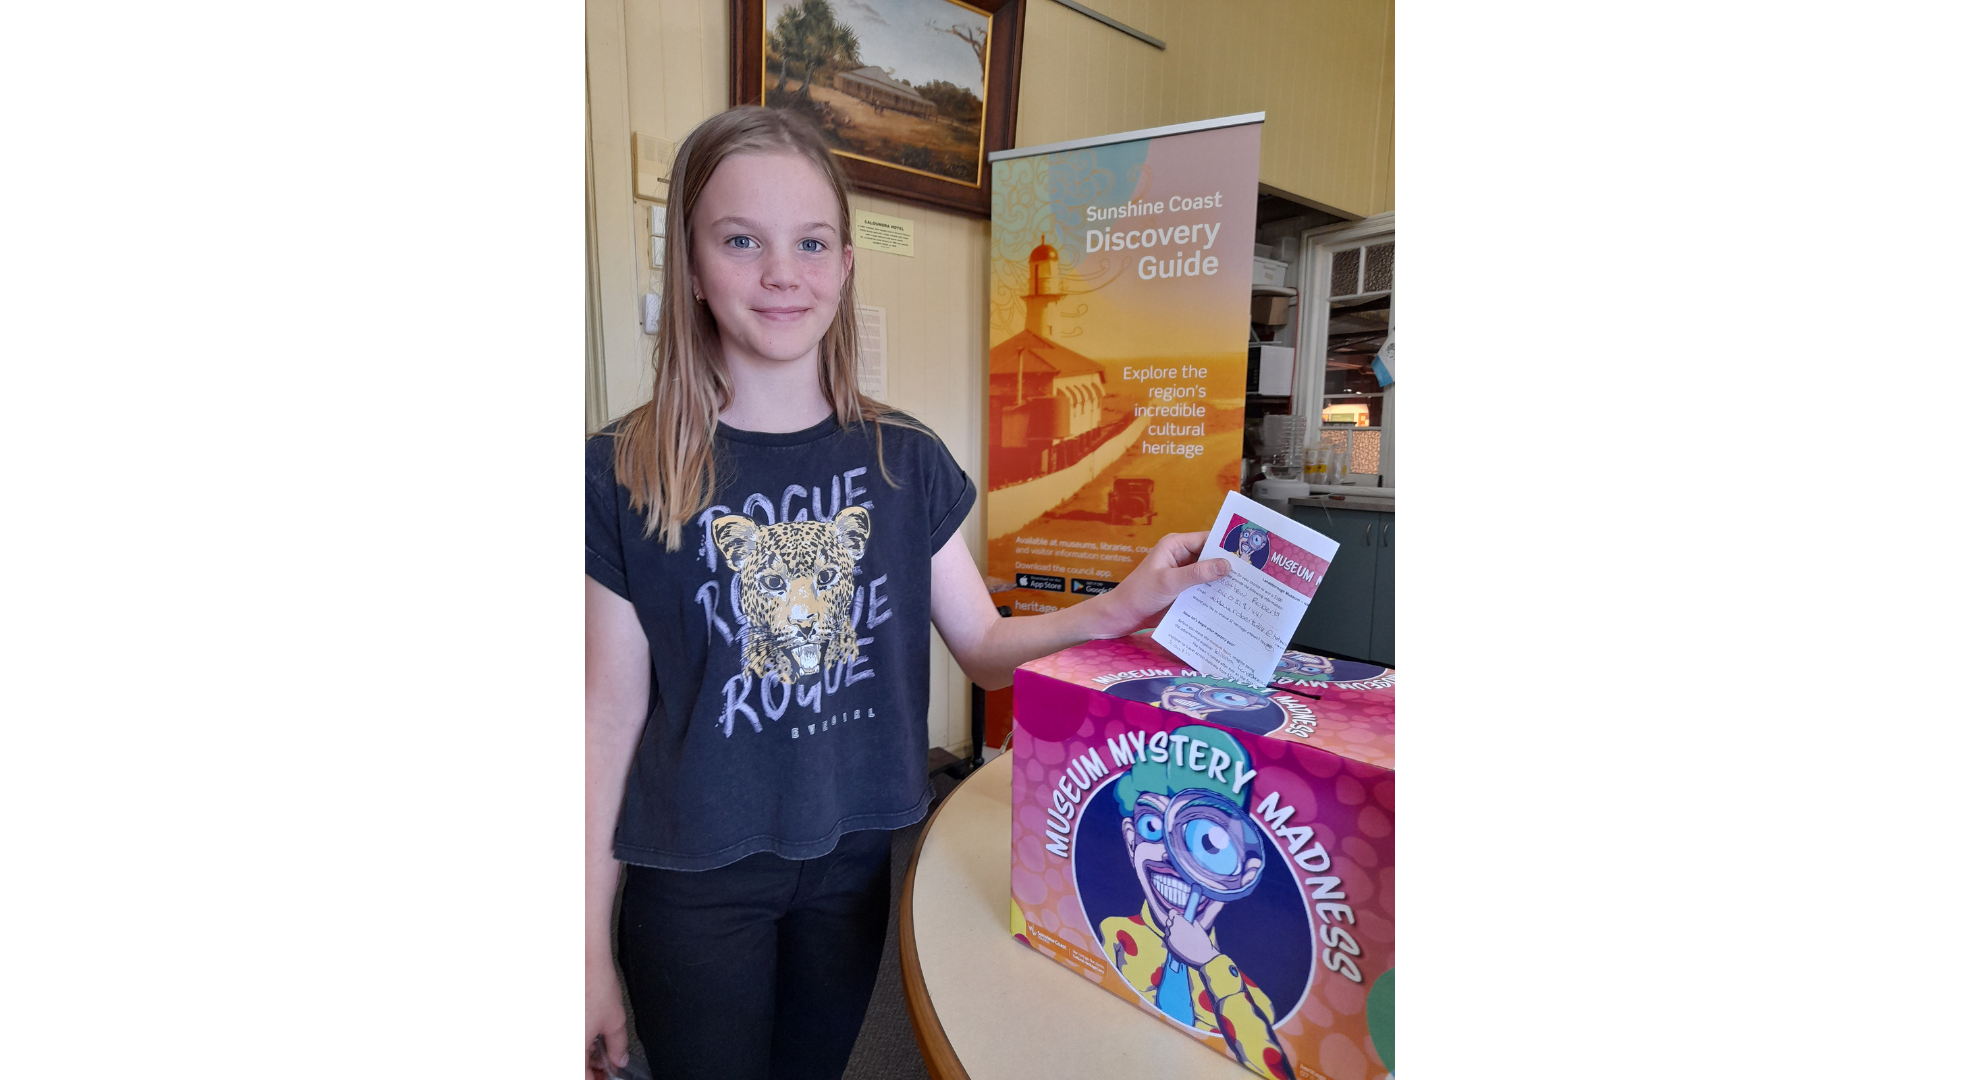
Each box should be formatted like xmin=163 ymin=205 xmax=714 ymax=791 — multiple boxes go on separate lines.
xmin=1007 ymin=633 xmax=1395 ymax=1080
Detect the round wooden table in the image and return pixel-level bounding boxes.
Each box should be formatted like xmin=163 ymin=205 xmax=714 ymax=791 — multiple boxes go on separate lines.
xmin=899 ymin=752 xmax=1260 ymax=1080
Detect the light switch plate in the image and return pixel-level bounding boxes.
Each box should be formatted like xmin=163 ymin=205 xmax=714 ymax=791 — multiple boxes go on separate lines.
xmin=634 ymin=132 xmax=673 ymax=202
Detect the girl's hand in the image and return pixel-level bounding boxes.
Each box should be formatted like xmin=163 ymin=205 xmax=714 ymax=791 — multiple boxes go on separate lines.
xmin=585 ymin=956 xmax=629 ymax=1079
xmin=1084 ymin=531 xmax=1229 ymax=640
xmin=930 ymin=531 xmax=1226 ymax=691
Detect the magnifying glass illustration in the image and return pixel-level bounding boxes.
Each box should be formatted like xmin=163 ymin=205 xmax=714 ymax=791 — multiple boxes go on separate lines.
xmin=1153 ymin=789 xmax=1266 ymax=1021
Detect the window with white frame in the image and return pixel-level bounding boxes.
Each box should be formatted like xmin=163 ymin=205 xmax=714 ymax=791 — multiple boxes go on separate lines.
xmin=1297 ymin=215 xmax=1394 ymax=485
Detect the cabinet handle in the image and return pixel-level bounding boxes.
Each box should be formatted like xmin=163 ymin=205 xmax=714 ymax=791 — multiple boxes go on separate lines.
xmin=1364 ymin=523 xmax=1372 ymax=546
xmin=1382 ymin=523 xmax=1390 ymax=548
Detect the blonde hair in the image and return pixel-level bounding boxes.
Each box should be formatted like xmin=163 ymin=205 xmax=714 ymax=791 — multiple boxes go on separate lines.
xmin=613 ymin=106 xmax=904 ymax=550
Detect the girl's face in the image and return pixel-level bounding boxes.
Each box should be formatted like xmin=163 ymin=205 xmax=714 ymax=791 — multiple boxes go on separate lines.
xmin=688 ymin=152 xmax=852 ymax=370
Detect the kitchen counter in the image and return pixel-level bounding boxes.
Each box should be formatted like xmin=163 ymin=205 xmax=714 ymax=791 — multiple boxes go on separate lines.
xmin=1290 ymin=493 xmax=1396 ymax=513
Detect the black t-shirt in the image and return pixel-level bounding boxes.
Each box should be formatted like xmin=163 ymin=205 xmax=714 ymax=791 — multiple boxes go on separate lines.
xmin=586 ymin=411 xmax=976 ymax=870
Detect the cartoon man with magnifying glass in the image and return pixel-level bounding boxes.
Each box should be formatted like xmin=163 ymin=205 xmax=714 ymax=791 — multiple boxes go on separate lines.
xmin=1221 ymin=519 xmax=1273 ymax=569
xmin=1098 ymin=725 xmax=1291 ymax=1079
xmin=1101 ymin=675 xmax=1289 ymax=737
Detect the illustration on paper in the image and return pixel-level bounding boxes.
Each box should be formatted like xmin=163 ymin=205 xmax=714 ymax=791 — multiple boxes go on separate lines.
xmin=1221 ymin=519 xmax=1272 ymax=569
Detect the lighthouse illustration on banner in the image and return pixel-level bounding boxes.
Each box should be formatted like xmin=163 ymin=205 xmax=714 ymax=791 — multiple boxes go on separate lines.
xmin=989 ymin=237 xmax=1117 ymax=490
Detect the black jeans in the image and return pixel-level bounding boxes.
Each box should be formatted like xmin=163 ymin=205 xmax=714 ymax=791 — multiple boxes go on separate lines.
xmin=618 ymin=828 xmax=894 ymax=1080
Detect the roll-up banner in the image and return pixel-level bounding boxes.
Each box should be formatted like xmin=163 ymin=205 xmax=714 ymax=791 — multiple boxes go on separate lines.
xmin=986 ymin=114 xmax=1263 ymax=611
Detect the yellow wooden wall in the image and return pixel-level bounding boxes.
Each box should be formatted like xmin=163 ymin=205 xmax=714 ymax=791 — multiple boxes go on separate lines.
xmin=1015 ymin=0 xmax=1395 ymax=218
xmin=585 ymin=0 xmax=1391 ymax=753
xmin=841 ymin=194 xmax=989 ymax=758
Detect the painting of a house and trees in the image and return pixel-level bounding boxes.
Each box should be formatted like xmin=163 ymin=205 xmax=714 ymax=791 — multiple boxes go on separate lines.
xmin=761 ymin=0 xmax=991 ymax=185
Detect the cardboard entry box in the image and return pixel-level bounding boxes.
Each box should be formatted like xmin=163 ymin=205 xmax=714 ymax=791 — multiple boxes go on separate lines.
xmin=1009 ymin=634 xmax=1395 ymax=1080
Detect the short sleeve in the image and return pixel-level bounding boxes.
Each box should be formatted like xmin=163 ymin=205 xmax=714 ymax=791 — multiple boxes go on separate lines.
xmin=585 ymin=433 xmax=631 ymax=599
xmin=919 ymin=427 xmax=977 ymax=553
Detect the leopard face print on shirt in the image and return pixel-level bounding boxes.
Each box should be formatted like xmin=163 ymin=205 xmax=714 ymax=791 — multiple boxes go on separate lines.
xmin=710 ymin=506 xmax=872 ymax=686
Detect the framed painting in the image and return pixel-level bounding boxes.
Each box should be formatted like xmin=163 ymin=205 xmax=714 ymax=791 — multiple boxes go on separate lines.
xmin=731 ymin=0 xmax=1025 ymax=218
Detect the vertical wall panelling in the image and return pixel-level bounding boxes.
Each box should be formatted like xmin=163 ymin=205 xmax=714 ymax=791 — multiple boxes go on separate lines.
xmin=849 ymin=192 xmax=991 ymax=754
xmin=656 ymin=1 xmax=698 ymax=136
xmin=701 ymin=0 xmax=727 ymax=127
xmin=620 ymin=0 xmax=681 ymax=416
xmin=586 ymin=0 xmax=645 ymax=422
xmin=867 ymin=194 xmax=990 ymax=752
xmin=585 ymin=85 xmax=610 ymax=433
xmin=1014 ymin=0 xmax=1393 ymax=218
xmin=1371 ymin=0 xmax=1395 ymax=215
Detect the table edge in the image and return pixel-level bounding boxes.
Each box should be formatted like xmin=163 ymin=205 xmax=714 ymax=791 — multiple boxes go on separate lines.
xmin=899 ymin=762 xmax=999 ymax=1080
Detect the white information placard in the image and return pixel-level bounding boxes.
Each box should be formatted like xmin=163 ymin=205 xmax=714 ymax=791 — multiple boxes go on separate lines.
xmin=853 ymin=209 xmax=914 ymax=256
xmin=1153 ymin=490 xmax=1342 ymax=687
xmin=855 ymin=305 xmax=886 ymax=400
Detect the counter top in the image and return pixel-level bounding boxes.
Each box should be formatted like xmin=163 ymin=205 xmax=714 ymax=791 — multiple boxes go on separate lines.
xmin=1289 ymin=493 xmax=1396 ymax=513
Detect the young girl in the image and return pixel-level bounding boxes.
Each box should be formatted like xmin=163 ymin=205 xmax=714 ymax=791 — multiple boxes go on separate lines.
xmin=585 ymin=106 xmax=1228 ymax=1080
